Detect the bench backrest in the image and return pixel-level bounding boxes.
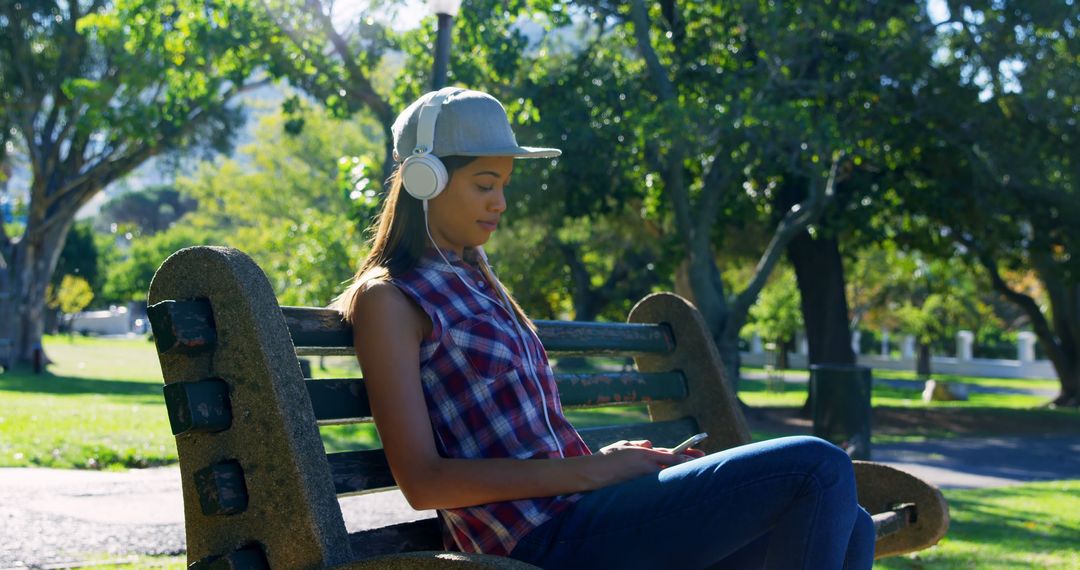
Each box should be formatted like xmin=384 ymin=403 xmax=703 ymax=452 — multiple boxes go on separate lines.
xmin=148 ymin=246 xmax=748 ymax=568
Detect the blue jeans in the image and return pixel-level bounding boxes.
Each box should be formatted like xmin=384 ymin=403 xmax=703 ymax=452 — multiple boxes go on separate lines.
xmin=509 ymin=436 xmax=875 ymax=569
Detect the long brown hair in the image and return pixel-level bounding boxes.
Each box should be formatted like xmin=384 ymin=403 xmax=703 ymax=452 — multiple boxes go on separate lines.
xmin=333 ymin=156 xmax=535 ymax=331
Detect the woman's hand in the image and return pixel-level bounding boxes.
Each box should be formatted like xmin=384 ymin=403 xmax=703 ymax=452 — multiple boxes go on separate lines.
xmin=589 ymin=439 xmax=694 ymax=487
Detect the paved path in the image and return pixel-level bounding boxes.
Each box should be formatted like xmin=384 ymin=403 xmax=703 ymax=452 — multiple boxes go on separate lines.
xmin=3 ymin=436 xmax=1079 ymax=568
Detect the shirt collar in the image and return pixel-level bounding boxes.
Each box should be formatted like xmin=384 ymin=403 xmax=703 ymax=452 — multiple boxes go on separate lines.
xmin=421 ymin=245 xmax=481 ymax=270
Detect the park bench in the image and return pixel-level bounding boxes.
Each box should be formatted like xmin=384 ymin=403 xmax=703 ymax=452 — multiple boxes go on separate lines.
xmin=147 ymin=246 xmax=948 ymax=569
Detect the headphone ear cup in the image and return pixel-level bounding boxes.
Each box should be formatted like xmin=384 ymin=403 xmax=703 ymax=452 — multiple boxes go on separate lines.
xmin=402 ymin=154 xmax=449 ymax=201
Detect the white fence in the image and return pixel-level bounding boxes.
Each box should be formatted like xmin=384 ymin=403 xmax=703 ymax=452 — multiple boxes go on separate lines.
xmin=742 ymin=330 xmax=1055 ymax=379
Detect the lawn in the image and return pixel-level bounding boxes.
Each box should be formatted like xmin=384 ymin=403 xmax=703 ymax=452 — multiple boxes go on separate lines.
xmin=0 ymin=335 xmax=176 ymax=469
xmin=877 ymin=480 xmax=1080 ymax=569
xmin=738 ymin=368 xmax=1061 ymax=410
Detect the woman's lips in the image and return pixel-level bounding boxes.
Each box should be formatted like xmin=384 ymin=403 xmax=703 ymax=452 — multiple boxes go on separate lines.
xmin=478 ymin=220 xmax=498 ymax=231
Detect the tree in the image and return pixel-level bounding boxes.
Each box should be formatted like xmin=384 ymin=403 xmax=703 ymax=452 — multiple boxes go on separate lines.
xmin=94 ymin=185 xmax=197 ymax=236
xmin=849 ymin=243 xmax=999 ymax=377
xmin=0 ymin=0 xmax=276 ymax=364
xmin=174 ymin=102 xmax=376 ymax=306
xmin=102 ymin=225 xmax=209 ymax=303
xmin=528 ymin=0 xmax=949 ymax=389
xmin=47 ymin=274 xmax=94 ymax=333
xmin=895 ymin=1 xmax=1080 ymax=404
xmin=257 ymin=0 xmax=403 ymax=178
xmin=746 ymin=267 xmax=804 ymax=370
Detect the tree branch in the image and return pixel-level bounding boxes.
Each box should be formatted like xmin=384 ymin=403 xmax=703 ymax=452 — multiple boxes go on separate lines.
xmin=628 ymin=0 xmax=676 ymax=101
xmin=628 ymin=0 xmax=693 ymax=247
xmin=726 ymin=155 xmax=840 ymax=336
xmin=971 ymin=245 xmax=1065 ymax=368
xmin=696 ymin=147 xmax=735 ymax=237
xmin=551 ymin=234 xmax=595 ymax=320
xmin=303 ymin=0 xmax=393 ymax=125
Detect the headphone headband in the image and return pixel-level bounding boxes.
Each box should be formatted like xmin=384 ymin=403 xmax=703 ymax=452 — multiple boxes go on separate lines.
xmin=402 ymin=88 xmax=460 ymax=202
xmin=413 ymin=87 xmax=459 ymax=156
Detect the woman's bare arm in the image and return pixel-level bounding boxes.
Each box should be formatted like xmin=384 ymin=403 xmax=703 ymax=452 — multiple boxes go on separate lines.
xmin=351 ymin=281 xmax=687 ymax=510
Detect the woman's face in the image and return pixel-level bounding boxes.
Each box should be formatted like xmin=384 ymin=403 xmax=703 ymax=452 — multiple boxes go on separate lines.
xmin=426 ymin=155 xmax=513 ymax=255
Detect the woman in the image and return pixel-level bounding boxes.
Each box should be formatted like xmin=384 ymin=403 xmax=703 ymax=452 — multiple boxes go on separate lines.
xmin=334 ymin=87 xmax=874 ymax=569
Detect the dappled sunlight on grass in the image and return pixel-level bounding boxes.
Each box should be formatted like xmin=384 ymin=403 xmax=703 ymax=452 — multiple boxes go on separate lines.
xmin=0 ymin=336 xmax=175 ymax=469
xmin=877 ymin=480 xmax=1080 ymax=569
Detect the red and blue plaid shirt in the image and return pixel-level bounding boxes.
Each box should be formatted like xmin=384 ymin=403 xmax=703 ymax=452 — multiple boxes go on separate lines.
xmin=390 ymin=247 xmax=591 ymax=556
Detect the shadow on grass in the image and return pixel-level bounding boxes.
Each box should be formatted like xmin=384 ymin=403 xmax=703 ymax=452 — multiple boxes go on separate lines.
xmin=0 ymin=367 xmax=163 ymax=402
xmin=890 ymin=487 xmax=1079 ymax=569
xmin=874 ymin=406 xmax=1080 ymax=437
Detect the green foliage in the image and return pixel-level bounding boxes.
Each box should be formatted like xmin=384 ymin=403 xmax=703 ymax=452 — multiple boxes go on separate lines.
xmin=0 ymin=0 xmax=288 ymax=367
xmin=94 ymin=186 xmax=197 ymax=236
xmin=102 ymin=225 xmax=210 ymax=303
xmin=48 ymin=275 xmax=94 ymax=315
xmin=53 ymin=221 xmax=102 ymax=297
xmin=746 ymin=267 xmax=803 ymax=345
xmin=488 ymin=210 xmax=670 ymax=321
xmin=848 ymin=243 xmax=1001 ymax=348
xmin=878 ymin=2 xmax=1080 ymax=400
xmin=173 ymin=103 xmax=375 ymax=305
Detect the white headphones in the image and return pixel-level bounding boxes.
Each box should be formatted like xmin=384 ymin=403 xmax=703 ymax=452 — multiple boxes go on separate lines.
xmin=401 ymin=88 xmax=460 ymax=201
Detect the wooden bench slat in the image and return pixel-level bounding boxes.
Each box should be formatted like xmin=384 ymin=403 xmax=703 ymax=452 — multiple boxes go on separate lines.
xmin=307 ymin=372 xmax=686 ymax=424
xmin=556 ymin=371 xmax=687 ymax=407
xmin=348 ymin=518 xmax=443 ymax=557
xmin=308 ymin=379 xmax=372 ymax=424
xmin=576 ymin=417 xmax=699 ymax=452
xmin=328 ymin=449 xmax=396 ymax=496
xmin=282 ymin=307 xmax=354 ymax=349
xmin=281 ymin=307 xmax=675 ymax=356
xmin=534 ymin=320 xmax=675 ymax=355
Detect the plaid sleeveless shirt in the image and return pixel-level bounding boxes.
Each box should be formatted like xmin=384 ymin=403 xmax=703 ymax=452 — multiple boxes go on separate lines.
xmin=389 ymin=247 xmax=591 ymax=556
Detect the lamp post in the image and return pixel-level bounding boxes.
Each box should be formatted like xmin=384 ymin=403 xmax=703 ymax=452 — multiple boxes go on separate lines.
xmin=429 ymin=0 xmax=462 ymax=90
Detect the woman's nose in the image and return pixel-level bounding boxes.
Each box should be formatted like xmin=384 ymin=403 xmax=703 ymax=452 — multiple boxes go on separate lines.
xmin=489 ymin=187 xmax=507 ymax=213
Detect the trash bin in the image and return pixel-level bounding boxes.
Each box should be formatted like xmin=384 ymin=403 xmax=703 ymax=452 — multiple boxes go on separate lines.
xmin=810 ymin=364 xmax=872 ymax=460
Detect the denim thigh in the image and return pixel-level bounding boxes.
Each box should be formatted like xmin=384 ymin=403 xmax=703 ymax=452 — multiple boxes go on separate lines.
xmin=509 ymin=436 xmax=872 ymax=570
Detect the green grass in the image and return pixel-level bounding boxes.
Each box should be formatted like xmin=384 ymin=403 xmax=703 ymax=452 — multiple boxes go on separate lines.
xmin=738 ymin=372 xmax=1059 ymax=410
xmin=55 ymin=553 xmax=186 ymax=568
xmin=877 ymin=480 xmax=1080 ymax=569
xmin=0 ymin=335 xmax=177 ymax=469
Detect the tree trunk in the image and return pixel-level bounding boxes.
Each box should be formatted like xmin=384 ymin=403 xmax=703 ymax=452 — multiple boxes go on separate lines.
xmin=555 ymin=238 xmax=599 ymax=323
xmin=982 ymin=251 xmax=1080 ymax=407
xmin=788 ymin=231 xmax=856 ymax=413
xmin=677 ymin=252 xmax=737 ymax=387
xmin=9 ymin=218 xmax=74 ymax=365
xmin=916 ymin=343 xmax=932 ymax=378
xmin=788 ymin=233 xmax=856 ymax=365
xmin=776 ymin=339 xmax=790 ymax=370
xmin=1042 ymin=281 xmax=1080 ymax=407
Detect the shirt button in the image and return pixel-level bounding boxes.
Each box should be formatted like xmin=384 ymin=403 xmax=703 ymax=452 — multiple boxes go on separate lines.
xmin=477 ymin=281 xmax=485 ymax=288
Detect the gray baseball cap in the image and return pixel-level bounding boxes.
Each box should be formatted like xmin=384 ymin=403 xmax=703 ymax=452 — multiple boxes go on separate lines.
xmin=391 ymin=88 xmax=561 ymax=162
